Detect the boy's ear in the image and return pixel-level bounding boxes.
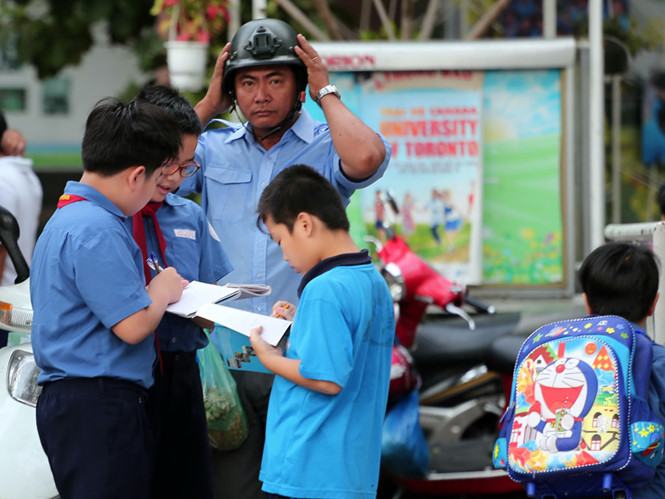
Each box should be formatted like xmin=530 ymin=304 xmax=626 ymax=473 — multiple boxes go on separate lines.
xmin=127 ymin=165 xmax=147 ymax=189
xmin=648 ymin=292 xmax=660 ymax=317
xmin=582 ymin=293 xmax=593 ymax=315
xmin=295 ymin=212 xmax=314 ymax=236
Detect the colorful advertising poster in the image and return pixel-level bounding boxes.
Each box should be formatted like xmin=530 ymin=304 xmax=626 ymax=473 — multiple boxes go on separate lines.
xmin=306 ymin=68 xmax=564 ymax=286
xmin=481 ymin=70 xmax=563 ymax=284
xmin=307 ymin=72 xmax=484 ymax=284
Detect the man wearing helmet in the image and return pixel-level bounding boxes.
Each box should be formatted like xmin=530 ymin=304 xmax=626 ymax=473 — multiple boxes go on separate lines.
xmin=180 ymin=18 xmax=390 ymax=499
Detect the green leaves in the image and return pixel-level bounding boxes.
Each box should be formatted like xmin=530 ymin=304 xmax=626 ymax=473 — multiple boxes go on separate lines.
xmin=1 ymin=0 xmax=154 ymax=79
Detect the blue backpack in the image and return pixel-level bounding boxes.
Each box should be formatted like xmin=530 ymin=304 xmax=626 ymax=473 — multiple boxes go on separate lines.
xmin=492 ymin=315 xmax=665 ymax=498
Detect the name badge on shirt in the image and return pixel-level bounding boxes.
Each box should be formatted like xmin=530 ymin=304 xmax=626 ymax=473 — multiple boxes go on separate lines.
xmin=173 ymin=229 xmax=196 ymax=240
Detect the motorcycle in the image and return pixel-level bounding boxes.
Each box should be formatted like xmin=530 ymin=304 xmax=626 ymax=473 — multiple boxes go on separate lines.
xmin=0 ymin=206 xmax=59 ymax=498
xmin=368 ymin=194 xmax=526 ymax=497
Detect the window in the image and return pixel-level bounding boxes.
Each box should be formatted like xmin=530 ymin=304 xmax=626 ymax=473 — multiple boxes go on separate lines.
xmin=42 ymin=77 xmax=69 ymax=115
xmin=0 ymin=88 xmax=27 ymax=111
xmin=0 ymin=32 xmax=21 ymax=70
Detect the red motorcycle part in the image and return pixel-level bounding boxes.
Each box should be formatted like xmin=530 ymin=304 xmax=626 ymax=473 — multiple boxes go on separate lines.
xmin=388 ymin=344 xmax=418 ymax=404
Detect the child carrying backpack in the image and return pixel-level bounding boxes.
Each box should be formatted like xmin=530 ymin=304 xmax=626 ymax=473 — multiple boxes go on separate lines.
xmin=493 ymin=242 xmax=665 ymax=498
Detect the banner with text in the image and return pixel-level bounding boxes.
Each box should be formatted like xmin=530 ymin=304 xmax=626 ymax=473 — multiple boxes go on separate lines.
xmin=307 ymin=71 xmax=483 ymax=284
xmin=305 ymin=69 xmax=563 ymax=286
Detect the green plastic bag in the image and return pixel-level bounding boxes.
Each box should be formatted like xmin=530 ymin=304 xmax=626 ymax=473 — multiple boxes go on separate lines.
xmin=198 ymin=331 xmax=248 ymax=450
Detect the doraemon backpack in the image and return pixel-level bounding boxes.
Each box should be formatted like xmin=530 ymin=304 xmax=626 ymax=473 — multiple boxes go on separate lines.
xmin=492 ymin=315 xmax=665 ymax=498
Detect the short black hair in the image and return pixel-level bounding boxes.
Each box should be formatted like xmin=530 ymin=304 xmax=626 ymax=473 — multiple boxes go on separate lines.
xmin=657 ymin=183 xmax=665 ymax=217
xmin=0 ymin=112 xmax=7 ymax=143
xmin=578 ymin=242 xmax=659 ymax=323
xmin=257 ymin=165 xmax=349 ymax=232
xmin=81 ymin=98 xmax=181 ymax=176
xmin=135 ymin=85 xmax=201 ymax=136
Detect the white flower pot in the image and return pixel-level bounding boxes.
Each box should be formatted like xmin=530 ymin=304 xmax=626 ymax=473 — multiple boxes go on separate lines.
xmin=165 ymin=40 xmax=209 ymax=92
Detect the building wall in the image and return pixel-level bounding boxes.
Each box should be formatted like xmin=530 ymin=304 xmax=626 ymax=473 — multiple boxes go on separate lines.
xmin=0 ymin=26 xmax=145 ymax=148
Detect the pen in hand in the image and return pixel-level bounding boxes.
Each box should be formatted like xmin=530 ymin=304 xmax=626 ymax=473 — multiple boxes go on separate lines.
xmin=147 ymin=253 xmax=164 ymax=274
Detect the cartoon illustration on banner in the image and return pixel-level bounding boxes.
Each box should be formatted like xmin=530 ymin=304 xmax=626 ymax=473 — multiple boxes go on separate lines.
xmin=360 ymin=71 xmax=484 ymax=284
xmin=305 ymin=68 xmax=564 ymax=287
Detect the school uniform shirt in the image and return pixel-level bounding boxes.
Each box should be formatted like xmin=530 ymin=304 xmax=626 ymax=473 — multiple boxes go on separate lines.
xmin=179 ymin=110 xmax=391 ymax=315
xmin=129 ymin=193 xmax=232 ymax=352
xmin=31 ymin=181 xmax=155 ymax=388
xmin=259 ymin=251 xmax=395 ymax=499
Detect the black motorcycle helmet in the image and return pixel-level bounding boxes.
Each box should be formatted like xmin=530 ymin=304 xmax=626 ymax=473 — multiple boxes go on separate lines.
xmin=222 ymin=18 xmax=307 ymax=104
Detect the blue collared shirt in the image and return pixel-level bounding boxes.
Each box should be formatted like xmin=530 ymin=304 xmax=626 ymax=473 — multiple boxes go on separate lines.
xmin=128 ymin=193 xmax=232 ymax=351
xmin=179 ymin=110 xmax=390 ymax=314
xmin=31 ymin=181 xmax=155 ymax=388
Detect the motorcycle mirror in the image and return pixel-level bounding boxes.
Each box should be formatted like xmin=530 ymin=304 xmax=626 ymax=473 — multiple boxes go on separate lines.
xmin=385 ymin=190 xmax=400 ymax=215
xmin=0 ymin=205 xmax=30 ymax=284
xmin=364 ymin=235 xmax=384 ymax=253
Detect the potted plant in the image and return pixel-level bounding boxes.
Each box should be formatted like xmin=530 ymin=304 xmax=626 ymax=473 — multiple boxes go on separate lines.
xmin=151 ymin=0 xmax=229 ymax=91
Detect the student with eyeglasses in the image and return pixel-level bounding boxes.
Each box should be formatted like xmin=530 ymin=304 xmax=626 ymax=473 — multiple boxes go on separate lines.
xmin=129 ymin=85 xmax=233 ymax=499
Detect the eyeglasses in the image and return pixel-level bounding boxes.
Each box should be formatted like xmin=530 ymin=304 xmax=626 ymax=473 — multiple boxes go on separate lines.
xmin=162 ymin=159 xmax=201 ymax=177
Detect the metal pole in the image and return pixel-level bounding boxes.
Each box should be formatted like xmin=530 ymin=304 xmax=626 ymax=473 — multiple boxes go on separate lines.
xmin=589 ymin=0 xmax=605 ymax=249
xmin=228 ymin=0 xmax=240 ymax=40
xmin=543 ymin=0 xmax=556 ymax=39
xmin=611 ymin=75 xmax=622 ymax=224
xmin=253 ymin=0 xmax=267 ymax=19
xmin=564 ymin=66 xmax=577 ymax=296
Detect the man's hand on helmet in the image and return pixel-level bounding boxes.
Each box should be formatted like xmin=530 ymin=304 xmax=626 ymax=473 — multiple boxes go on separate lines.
xmin=195 ymin=42 xmax=233 ymax=124
xmin=294 ymin=34 xmax=329 ymax=101
xmin=1 ymin=129 xmax=26 ymax=156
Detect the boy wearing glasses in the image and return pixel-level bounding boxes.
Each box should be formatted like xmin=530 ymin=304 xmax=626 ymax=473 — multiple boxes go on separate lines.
xmin=130 ymin=86 xmax=232 ymax=499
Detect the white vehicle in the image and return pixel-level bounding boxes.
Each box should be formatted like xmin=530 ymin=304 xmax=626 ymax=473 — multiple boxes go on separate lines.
xmin=0 ymin=206 xmax=58 ymax=499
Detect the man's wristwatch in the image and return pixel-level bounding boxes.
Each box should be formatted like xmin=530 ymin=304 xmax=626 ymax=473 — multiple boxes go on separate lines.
xmin=314 ymin=84 xmax=341 ymax=106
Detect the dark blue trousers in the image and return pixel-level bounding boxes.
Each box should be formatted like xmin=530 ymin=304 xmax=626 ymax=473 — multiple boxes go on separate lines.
xmin=36 ymin=377 xmax=153 ymax=499
xmin=149 ymin=351 xmax=213 ymax=499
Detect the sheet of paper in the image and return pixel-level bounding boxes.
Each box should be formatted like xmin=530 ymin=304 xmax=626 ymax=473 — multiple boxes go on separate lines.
xmin=225 ymin=283 xmax=272 ymax=298
xmin=166 ymin=281 xmax=240 ymax=318
xmin=196 ymin=303 xmax=291 ymax=346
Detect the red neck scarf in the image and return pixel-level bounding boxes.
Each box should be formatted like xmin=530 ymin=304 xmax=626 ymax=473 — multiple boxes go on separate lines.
xmin=132 ymin=201 xmax=167 ymax=284
xmin=56 ymin=193 xmax=87 ymax=208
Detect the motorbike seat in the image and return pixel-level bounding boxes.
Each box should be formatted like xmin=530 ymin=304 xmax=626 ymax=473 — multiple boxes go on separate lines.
xmin=485 ymin=334 xmax=526 ymax=373
xmin=411 ymin=312 xmax=521 ymax=368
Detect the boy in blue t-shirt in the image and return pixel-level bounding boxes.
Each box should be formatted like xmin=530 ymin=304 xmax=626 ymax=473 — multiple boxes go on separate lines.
xmin=31 ymin=99 xmax=187 ymax=499
xmin=578 ymin=242 xmax=665 ymax=498
xmin=130 ymin=85 xmax=232 ymax=499
xmin=249 ymin=165 xmax=395 ymax=499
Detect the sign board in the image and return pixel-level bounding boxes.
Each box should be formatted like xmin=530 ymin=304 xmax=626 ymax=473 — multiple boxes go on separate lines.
xmin=308 ymin=39 xmax=576 ymax=291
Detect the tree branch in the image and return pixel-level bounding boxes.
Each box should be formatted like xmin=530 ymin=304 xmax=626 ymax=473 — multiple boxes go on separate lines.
xmin=464 ymin=0 xmax=510 ymax=40
xmin=274 ymin=0 xmax=330 ymax=41
xmin=419 ymin=0 xmax=440 ymax=41
xmin=312 ymin=0 xmax=344 ymax=40
xmin=372 ymin=0 xmax=396 ymax=40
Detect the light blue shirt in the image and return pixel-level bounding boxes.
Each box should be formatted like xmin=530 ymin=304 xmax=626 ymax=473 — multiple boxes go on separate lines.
xmin=260 ymin=262 xmax=394 ymax=498
xmin=179 ymin=110 xmax=390 ymax=314
xmin=31 ymin=182 xmax=155 ymax=388
xmin=127 ymin=193 xmax=232 ymax=352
